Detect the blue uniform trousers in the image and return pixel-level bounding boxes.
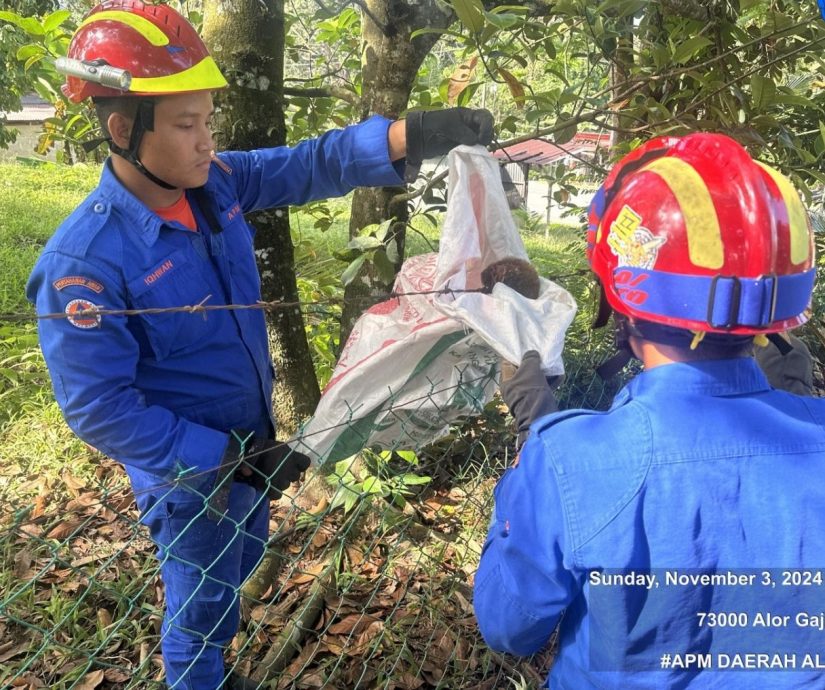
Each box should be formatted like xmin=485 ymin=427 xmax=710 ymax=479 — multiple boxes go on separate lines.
xmin=145 ymin=482 xmax=268 ymax=689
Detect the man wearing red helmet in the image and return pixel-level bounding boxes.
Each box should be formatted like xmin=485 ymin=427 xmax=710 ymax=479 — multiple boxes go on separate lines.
xmin=474 ymin=133 xmax=825 ymax=688
xmin=25 ymin=3 xmax=494 ymax=689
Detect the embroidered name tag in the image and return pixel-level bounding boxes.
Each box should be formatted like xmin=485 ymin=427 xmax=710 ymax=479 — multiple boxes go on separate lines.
xmin=53 ymin=276 xmax=105 ymax=293
xmin=143 ymin=259 xmax=175 ymax=287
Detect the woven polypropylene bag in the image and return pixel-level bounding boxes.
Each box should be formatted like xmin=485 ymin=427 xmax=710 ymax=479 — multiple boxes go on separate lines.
xmin=294 ymin=146 xmax=577 ymax=465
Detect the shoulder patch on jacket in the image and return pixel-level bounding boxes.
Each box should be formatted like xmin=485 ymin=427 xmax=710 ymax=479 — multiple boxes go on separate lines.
xmin=53 ymin=276 xmax=105 ymax=293
xmin=65 ymin=298 xmax=102 ymax=329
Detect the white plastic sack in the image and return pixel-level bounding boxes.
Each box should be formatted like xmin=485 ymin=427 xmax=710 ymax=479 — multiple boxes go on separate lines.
xmin=294 ymin=146 xmax=577 ymax=465
xmin=431 ymin=146 xmax=578 ymax=375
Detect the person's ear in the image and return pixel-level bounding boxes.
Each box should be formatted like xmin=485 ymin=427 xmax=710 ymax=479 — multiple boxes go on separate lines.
xmin=107 ymin=112 xmax=133 ymax=149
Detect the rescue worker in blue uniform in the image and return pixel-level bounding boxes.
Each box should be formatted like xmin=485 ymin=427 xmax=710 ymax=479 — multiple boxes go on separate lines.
xmin=474 ymin=133 xmax=825 ymax=688
xmin=26 ymin=3 xmax=494 ymax=688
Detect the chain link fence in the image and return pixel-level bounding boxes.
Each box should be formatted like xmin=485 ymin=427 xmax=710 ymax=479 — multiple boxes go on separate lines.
xmin=2 ymin=278 xmax=823 ymax=689
xmin=0 ymin=310 xmax=630 ymax=690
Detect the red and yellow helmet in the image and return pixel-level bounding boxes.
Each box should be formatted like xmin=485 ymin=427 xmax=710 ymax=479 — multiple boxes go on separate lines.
xmin=62 ymin=0 xmax=227 ymax=103
xmin=587 ymin=133 xmax=815 ymax=335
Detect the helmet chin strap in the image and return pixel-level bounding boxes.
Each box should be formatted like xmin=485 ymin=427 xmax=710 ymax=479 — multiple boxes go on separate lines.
xmin=595 ymin=315 xmax=637 ymax=380
xmin=107 ymin=99 xmax=176 ymax=191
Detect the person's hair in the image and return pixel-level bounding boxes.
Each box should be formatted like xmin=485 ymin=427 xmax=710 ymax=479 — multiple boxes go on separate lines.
xmin=91 ymin=96 xmax=142 ymax=139
xmin=633 ymin=319 xmax=754 ymax=359
xmin=673 ymin=338 xmax=754 ymax=361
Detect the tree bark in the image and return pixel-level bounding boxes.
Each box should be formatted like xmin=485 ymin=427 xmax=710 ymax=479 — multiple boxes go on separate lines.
xmin=338 ymin=0 xmax=453 ymax=346
xmin=202 ymin=0 xmax=320 ymax=435
xmin=610 ymin=14 xmax=635 ymax=146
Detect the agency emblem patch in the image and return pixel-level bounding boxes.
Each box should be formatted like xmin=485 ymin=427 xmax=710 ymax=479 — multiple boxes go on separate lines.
xmin=65 ymin=299 xmax=101 ymax=329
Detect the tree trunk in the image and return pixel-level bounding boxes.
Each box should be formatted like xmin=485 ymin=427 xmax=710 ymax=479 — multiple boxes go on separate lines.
xmin=202 ymin=0 xmax=320 ymax=435
xmin=338 ymin=0 xmax=453 ymax=346
xmin=610 ymin=14 xmax=635 ymax=146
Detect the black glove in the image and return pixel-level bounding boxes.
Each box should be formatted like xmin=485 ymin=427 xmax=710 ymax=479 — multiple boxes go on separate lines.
xmin=405 ymin=107 xmax=494 ymax=181
xmin=755 ymin=333 xmax=814 ymax=396
xmin=235 ymin=437 xmax=311 ymax=499
xmin=500 ymin=351 xmax=563 ymax=449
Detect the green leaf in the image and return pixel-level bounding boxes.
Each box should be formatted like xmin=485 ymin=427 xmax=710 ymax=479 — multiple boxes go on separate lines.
xmin=361 ymin=476 xmax=384 ymax=494
xmin=451 ymin=0 xmax=485 ymax=34
xmin=401 ymin=474 xmax=432 ymax=486
xmin=488 ymin=5 xmax=530 ymax=15
xmin=396 ymin=450 xmax=418 ymax=464
xmin=438 ymin=77 xmax=451 ymax=105
xmin=348 ymin=235 xmax=382 ymax=251
xmin=385 ymin=240 xmax=399 ymax=265
xmin=456 ymin=81 xmax=480 ymax=107
xmin=343 ymin=491 xmax=358 ymax=514
xmin=42 ymin=9 xmax=71 ymax=34
xmin=819 ymin=121 xmax=825 ymax=154
xmin=410 ymin=27 xmax=464 ymax=40
xmin=552 ymin=113 xmax=577 ymax=145
xmin=372 ymin=218 xmax=393 ymax=242
xmin=773 ymin=92 xmax=818 ymax=109
xmin=341 ymin=255 xmax=366 ymax=286
xmin=23 ymin=53 xmax=45 ymax=71
xmin=483 ymin=10 xmax=521 ymax=30
xmin=371 ymin=249 xmax=396 ymax=284
xmin=333 ymin=247 xmax=362 ymax=263
xmin=16 ymin=15 xmax=45 ymax=36
xmin=672 ymin=36 xmax=712 ymax=65
xmin=0 ymin=368 xmax=19 ymax=384
xmin=751 ymin=74 xmax=776 ymax=111
xmin=16 ymin=44 xmax=44 ymax=61
xmin=0 ymin=10 xmax=24 ymax=27
xmin=739 ymin=0 xmax=760 ymax=9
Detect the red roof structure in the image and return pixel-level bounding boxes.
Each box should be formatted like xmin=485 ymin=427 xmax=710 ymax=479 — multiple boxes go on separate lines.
xmin=493 ymin=131 xmax=611 ymax=166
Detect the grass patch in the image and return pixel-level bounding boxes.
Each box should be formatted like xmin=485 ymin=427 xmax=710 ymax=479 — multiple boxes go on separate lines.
xmin=0 ymin=161 xmax=99 ymax=314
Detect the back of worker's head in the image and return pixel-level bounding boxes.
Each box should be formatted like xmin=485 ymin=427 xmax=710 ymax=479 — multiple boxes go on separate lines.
xmin=586 ymin=133 xmax=815 ymax=370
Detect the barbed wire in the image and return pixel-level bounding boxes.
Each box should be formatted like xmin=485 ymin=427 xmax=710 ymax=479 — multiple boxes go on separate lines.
xmin=0 ymin=273 xmax=590 ymax=323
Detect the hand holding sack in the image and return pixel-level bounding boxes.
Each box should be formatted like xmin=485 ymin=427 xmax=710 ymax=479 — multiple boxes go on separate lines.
xmin=499 ymin=350 xmax=563 ymax=449
xmin=405 ymin=107 xmax=494 ymax=181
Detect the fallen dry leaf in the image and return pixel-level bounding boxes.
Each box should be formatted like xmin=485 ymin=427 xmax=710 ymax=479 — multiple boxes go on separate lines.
xmin=289 ymin=562 xmax=326 ymax=586
xmin=62 ymin=473 xmax=86 ymax=493
xmin=45 ymin=520 xmax=83 ymax=541
xmin=96 ymin=608 xmax=113 ymax=629
xmin=0 ymin=643 xmax=29 ymax=664
xmin=74 ymin=669 xmax=104 ymax=690
xmin=103 ymin=669 xmax=131 ymax=683
xmin=13 ymin=548 xmax=33 ymax=579
xmin=327 ymin=613 xmax=379 ymax=636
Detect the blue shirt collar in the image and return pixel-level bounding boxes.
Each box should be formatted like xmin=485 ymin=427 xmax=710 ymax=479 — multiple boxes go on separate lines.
xmin=97 ymin=159 xmax=166 ymax=247
xmin=616 ymin=356 xmax=771 ymax=405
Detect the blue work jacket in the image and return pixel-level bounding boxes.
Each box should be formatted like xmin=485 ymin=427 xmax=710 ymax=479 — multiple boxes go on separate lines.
xmin=475 ymin=357 xmax=825 ymax=688
xmin=27 ymin=116 xmax=403 ymax=511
